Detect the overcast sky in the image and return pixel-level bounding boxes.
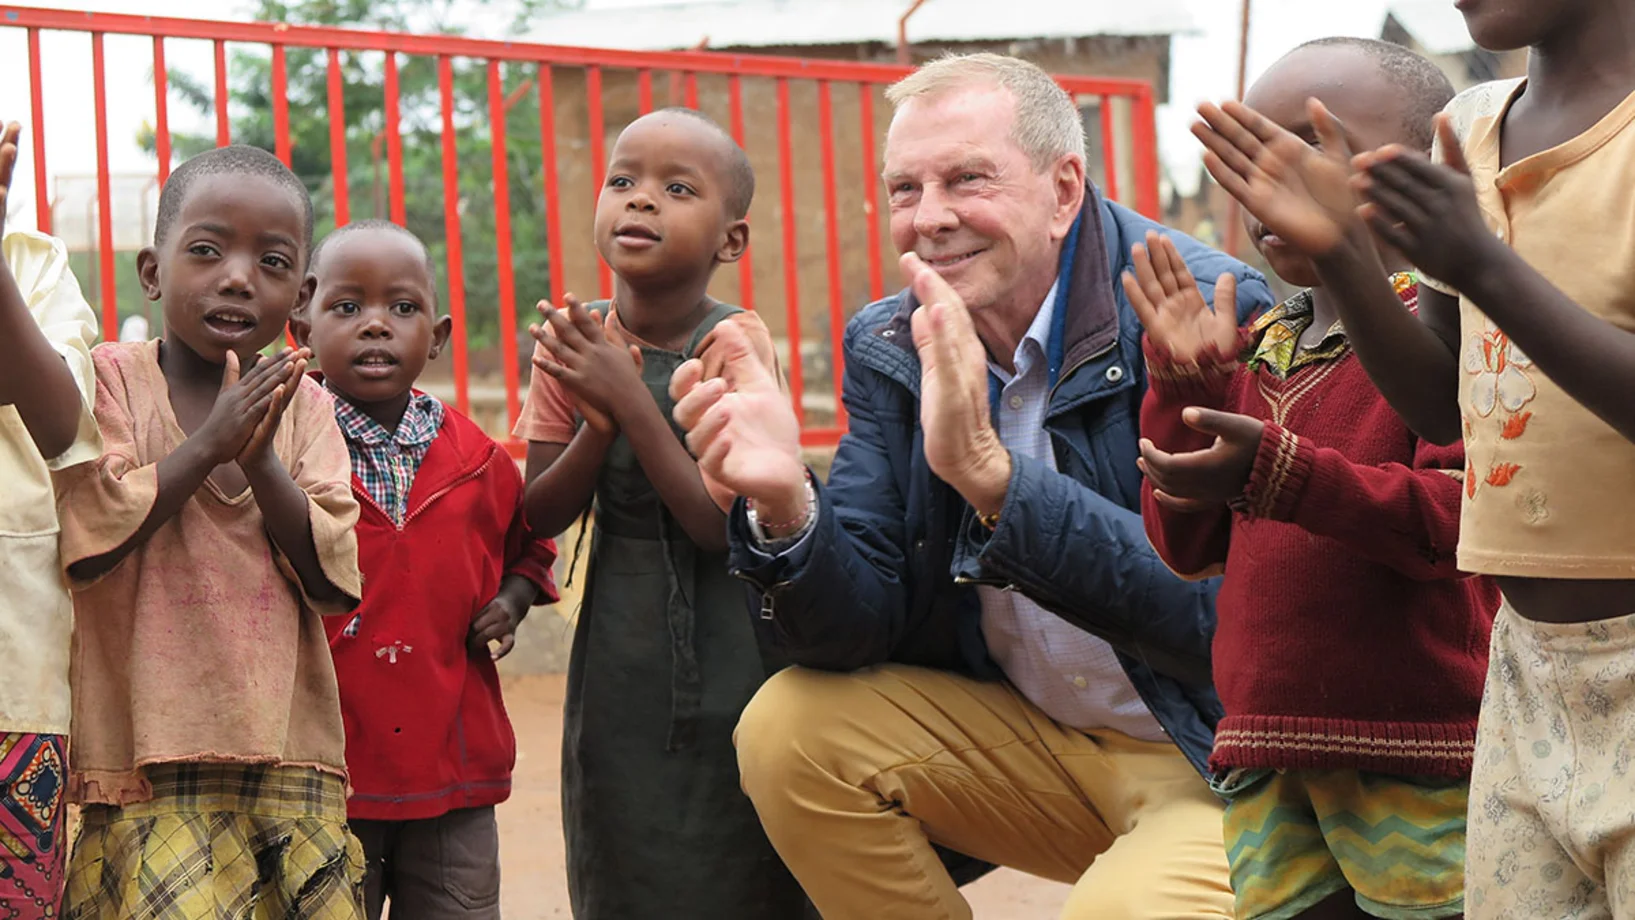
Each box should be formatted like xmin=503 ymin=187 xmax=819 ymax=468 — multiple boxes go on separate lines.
xmin=1 ymin=0 xmax=1411 ymax=233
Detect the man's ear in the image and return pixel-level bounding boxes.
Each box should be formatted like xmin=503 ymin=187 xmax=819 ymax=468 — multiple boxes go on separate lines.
xmin=716 ymin=219 xmax=750 ymax=264
xmin=1051 ymin=154 xmax=1088 ymax=241
xmin=428 ymin=314 xmax=455 ymax=360
xmin=136 ymin=246 xmax=162 ymax=301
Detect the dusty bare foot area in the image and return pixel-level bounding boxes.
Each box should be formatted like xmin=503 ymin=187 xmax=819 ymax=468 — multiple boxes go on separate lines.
xmin=495 ymin=671 xmax=1072 ymax=918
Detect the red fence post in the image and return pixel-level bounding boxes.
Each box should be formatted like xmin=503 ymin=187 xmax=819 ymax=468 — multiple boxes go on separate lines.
xmin=438 ymin=54 xmax=470 ymax=417
xmin=384 ymin=52 xmax=406 ymax=227
xmin=91 ymin=32 xmax=117 ymax=341
xmin=537 ymin=64 xmax=565 ymax=307
xmin=858 ymin=82 xmax=882 ymax=303
xmin=488 ymin=59 xmax=521 ymax=429
xmin=271 ymin=44 xmax=291 ymax=166
xmin=727 ymin=74 xmax=754 ymax=312
xmin=817 ymin=80 xmax=847 ymax=429
xmin=586 ymin=65 xmax=611 ymax=300
xmin=327 ymin=47 xmax=350 ymax=225
xmin=1131 ymin=85 xmax=1160 ymax=219
xmin=153 ymin=37 xmax=172 ymax=187
xmin=214 ymin=39 xmax=231 ymax=146
xmin=26 ymin=27 xmax=50 ymax=235
xmin=775 ymin=77 xmax=804 ymax=428
xmin=1099 ymin=93 xmax=1120 ymax=203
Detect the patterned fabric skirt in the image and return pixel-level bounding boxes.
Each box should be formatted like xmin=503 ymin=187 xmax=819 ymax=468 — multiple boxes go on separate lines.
xmin=0 ymin=733 xmax=68 ymax=919
xmin=63 ymin=763 xmax=363 ymax=920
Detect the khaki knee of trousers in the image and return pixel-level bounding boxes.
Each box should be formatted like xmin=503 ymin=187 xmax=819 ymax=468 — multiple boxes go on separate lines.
xmin=734 ymin=665 xmax=838 ymax=824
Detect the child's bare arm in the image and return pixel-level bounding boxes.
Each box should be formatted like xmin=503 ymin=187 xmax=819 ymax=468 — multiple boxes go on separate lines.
xmin=1358 ymin=120 xmax=1635 ymax=446
xmin=0 ymin=123 xmax=84 ymax=459
xmin=523 ymin=431 xmax=611 ymax=538
xmin=68 ymin=351 xmax=297 ymax=582
xmin=537 ymin=301 xmax=727 ymax=553
xmin=1196 ymin=100 xmax=1463 ymax=443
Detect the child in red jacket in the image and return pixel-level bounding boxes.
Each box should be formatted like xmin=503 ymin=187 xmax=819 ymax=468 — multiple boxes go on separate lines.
xmin=293 ymin=220 xmax=559 ymax=920
xmin=1132 ymin=39 xmax=1497 ymax=920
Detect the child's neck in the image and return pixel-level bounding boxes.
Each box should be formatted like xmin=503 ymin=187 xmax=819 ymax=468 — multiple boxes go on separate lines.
xmin=1521 ymin=6 xmax=1635 ymax=125
xmin=158 ymin=335 xmax=227 ymax=395
xmin=331 ymin=383 xmax=413 ymax=435
xmin=613 ymin=275 xmax=715 ymax=353
xmin=1308 ymin=252 xmax=1412 ymax=333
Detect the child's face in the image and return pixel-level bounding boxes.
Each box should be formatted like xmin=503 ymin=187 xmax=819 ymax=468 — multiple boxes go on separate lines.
xmin=138 ymin=174 xmax=311 ymax=364
xmin=1242 ymin=46 xmax=1411 ymax=288
xmin=1457 ymin=0 xmax=1587 ymax=52
xmin=593 ymin=115 xmax=743 ymax=288
xmin=297 ymin=230 xmax=449 ymax=411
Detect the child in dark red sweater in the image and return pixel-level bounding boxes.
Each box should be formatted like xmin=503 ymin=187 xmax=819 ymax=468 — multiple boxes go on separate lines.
xmin=292 ymin=220 xmax=559 ymax=920
xmin=1131 ymin=39 xmax=1498 ymax=920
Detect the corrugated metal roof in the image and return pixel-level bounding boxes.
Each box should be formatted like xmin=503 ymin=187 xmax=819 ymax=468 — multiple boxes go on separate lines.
xmin=1383 ymin=1 xmax=1477 ymax=55
xmin=528 ymin=0 xmax=1196 ymax=52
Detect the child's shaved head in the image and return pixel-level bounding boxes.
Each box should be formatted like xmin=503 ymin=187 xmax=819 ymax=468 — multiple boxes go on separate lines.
xmin=644 ymin=108 xmax=755 ymax=220
xmin=1282 ymin=37 xmax=1455 ymax=152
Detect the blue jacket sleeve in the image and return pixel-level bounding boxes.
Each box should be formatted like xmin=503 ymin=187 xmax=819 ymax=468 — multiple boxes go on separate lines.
xmin=958 ymin=260 xmax=1270 ymax=690
xmin=725 ymin=323 xmax=909 ymax=672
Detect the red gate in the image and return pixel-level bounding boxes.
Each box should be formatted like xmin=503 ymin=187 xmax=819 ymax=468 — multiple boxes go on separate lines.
xmin=2 ymin=4 xmax=1161 ymax=448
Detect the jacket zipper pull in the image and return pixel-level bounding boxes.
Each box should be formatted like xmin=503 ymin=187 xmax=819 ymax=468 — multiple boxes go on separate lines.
xmin=759 ymin=592 xmax=776 ymax=621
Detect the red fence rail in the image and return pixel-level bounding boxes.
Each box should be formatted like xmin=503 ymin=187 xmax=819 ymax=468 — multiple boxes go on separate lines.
xmin=2 ymin=4 xmax=1161 ymax=449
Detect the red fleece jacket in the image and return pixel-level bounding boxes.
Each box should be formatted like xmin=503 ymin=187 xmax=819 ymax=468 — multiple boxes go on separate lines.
xmin=327 ymin=407 xmax=558 ymax=820
xmin=1140 ymin=283 xmax=1497 ymax=777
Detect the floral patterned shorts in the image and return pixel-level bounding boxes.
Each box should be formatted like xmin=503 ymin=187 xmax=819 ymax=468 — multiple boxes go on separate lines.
xmin=1466 ymin=599 xmax=1635 ymax=919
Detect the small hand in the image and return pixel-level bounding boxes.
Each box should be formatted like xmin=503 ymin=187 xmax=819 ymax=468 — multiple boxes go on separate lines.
xmin=530 ymin=295 xmax=645 ymax=422
xmin=0 ymin=121 xmax=19 ymax=238
xmin=1352 ymin=115 xmax=1494 ymax=292
xmin=238 ymin=350 xmax=309 ymax=467
xmin=531 ymin=304 xmax=620 ymax=436
xmin=902 ymin=252 xmax=1011 ymax=515
xmin=1121 ymin=231 xmax=1240 ymax=364
xmin=1137 ymin=408 xmax=1264 ymax=510
xmin=670 ymin=320 xmax=806 ymax=524
xmin=1193 ymin=99 xmax=1363 ymax=257
xmin=468 ymin=591 xmax=527 ymax=660
xmin=194 ymin=349 xmax=301 ymax=465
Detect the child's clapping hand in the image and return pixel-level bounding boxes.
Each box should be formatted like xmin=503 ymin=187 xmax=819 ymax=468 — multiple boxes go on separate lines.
xmin=530 ymin=295 xmax=645 ymax=433
xmin=1352 ymin=116 xmax=1494 ymax=293
xmin=1122 ymin=231 xmax=1240 ymax=364
xmin=1194 ymin=99 xmax=1365 ymax=258
xmin=194 ymin=348 xmax=305 ymax=466
xmin=1138 ymin=408 xmax=1265 ymax=512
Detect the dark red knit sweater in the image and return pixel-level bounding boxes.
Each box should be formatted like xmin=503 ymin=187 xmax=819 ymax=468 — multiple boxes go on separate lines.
xmin=1140 ymin=283 xmax=1498 ymax=777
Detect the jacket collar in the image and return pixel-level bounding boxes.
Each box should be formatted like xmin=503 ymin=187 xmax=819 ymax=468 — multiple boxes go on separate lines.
xmin=864 ymin=185 xmax=1123 ymax=394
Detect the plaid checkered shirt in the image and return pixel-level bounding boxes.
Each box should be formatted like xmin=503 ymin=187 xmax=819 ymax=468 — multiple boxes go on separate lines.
xmin=333 ymin=390 xmax=444 ymax=638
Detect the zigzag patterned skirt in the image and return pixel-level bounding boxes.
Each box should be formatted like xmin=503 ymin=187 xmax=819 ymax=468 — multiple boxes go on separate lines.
xmin=0 ymin=733 xmax=68 ymax=920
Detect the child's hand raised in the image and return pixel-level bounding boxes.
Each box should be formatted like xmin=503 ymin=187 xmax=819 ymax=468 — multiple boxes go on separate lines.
xmin=193 ymin=348 xmax=303 ymax=466
xmin=1194 ymin=99 xmax=1361 ymax=257
xmin=1137 ymin=408 xmax=1265 ymax=511
xmin=532 ymin=295 xmax=646 ymax=425
xmin=0 ymin=121 xmax=21 ymax=238
xmin=531 ymin=298 xmax=618 ymax=436
xmin=1122 ymin=231 xmax=1239 ymax=363
xmin=237 ymin=349 xmax=309 ymax=468
xmin=1352 ymin=115 xmax=1493 ymax=292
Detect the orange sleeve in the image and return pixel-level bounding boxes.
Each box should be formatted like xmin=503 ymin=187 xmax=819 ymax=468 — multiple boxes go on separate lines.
xmin=511 ymin=340 xmax=580 ymax=445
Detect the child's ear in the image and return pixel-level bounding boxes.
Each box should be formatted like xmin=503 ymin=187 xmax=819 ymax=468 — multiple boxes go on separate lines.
xmin=427 ymin=315 xmax=454 ymax=360
xmin=716 ymin=219 xmax=749 ymax=265
xmin=288 ymin=313 xmax=313 ymax=351
xmin=294 ymin=274 xmax=318 ymax=316
xmin=136 ymin=246 xmax=162 ymax=301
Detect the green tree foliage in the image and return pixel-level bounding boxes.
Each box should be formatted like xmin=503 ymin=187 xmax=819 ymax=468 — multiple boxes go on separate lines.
xmin=143 ymin=0 xmax=580 ymax=357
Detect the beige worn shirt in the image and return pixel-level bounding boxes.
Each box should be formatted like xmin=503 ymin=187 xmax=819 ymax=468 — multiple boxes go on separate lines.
xmin=0 ymin=230 xmax=101 ymax=736
xmin=54 ymin=341 xmax=362 ymax=804
xmin=1427 ymin=80 xmax=1635 ymax=577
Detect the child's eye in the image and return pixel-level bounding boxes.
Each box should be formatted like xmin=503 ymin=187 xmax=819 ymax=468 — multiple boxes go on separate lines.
xmin=331 ymin=301 xmax=359 ymax=315
xmin=187 ymin=243 xmax=219 ymax=258
xmin=392 ymin=301 xmax=420 ymax=316
xmin=262 ymin=254 xmax=293 ymax=271
xmin=609 ymin=176 xmax=633 ymax=189
xmin=667 ymin=182 xmax=694 ymax=196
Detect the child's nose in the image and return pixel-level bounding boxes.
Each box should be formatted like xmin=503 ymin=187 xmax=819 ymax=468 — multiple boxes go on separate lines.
xmin=627 ymin=190 xmax=658 ymax=211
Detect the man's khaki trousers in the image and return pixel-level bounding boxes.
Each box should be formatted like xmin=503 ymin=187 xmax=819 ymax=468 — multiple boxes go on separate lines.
xmin=735 ymin=665 xmax=1234 ymax=919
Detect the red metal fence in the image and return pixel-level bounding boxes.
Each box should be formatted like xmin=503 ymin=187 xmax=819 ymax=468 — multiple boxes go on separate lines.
xmin=2 ymin=5 xmax=1161 ymax=448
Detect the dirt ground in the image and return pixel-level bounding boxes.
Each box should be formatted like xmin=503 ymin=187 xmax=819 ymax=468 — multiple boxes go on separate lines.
xmin=495 ymin=668 xmax=1072 ymax=919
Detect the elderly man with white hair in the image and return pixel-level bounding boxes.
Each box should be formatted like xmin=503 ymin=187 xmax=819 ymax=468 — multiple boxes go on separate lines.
xmin=671 ymin=53 xmax=1273 ymax=918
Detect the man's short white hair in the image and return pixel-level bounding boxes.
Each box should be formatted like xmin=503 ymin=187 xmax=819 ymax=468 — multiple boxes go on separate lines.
xmin=885 ymin=52 xmax=1088 ymax=170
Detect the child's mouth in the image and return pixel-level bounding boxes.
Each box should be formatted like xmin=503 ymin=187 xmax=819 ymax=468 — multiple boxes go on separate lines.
xmin=202 ymin=310 xmax=258 ymax=339
xmin=613 ymin=223 xmax=662 ymax=250
xmin=352 ymin=351 xmax=400 ymax=379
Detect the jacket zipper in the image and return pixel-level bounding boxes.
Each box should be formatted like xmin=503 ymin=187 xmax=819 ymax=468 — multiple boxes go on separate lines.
xmin=733 ymin=569 xmax=792 ymax=621
xmin=353 ymin=449 xmax=498 ymax=533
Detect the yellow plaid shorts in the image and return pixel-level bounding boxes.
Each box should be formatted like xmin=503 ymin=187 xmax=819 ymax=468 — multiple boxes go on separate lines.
xmin=63 ymin=763 xmax=365 ymax=920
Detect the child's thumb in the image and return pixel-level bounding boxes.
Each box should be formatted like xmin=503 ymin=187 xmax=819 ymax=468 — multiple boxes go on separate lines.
xmin=1182 ymin=407 xmax=1257 ymax=442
